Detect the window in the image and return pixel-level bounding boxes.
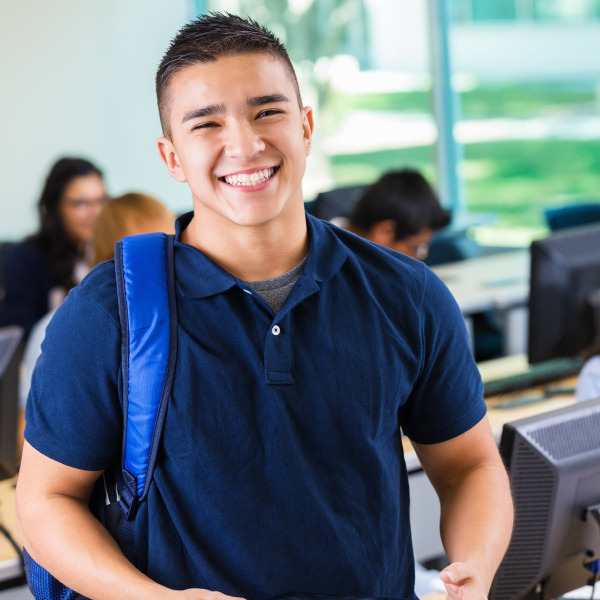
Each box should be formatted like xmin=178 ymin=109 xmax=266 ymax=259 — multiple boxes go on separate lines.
xmin=450 ymin=3 xmax=600 ymax=244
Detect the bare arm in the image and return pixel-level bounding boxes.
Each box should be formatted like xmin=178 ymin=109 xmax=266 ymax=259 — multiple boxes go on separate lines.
xmin=412 ymin=416 xmax=514 ymax=600
xmin=17 ymin=442 xmax=244 ymax=600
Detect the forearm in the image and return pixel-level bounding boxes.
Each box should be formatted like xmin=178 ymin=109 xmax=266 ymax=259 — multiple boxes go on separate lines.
xmin=438 ymin=463 xmax=514 ymax=590
xmin=18 ymin=494 xmax=171 ymax=600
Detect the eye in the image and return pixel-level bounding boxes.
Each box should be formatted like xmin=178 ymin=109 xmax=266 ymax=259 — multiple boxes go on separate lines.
xmin=257 ymin=109 xmax=282 ymax=119
xmin=192 ymin=121 xmax=219 ymax=131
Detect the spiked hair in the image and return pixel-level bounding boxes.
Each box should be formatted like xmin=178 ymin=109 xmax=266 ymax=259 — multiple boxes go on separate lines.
xmin=156 ymin=12 xmax=302 ymax=139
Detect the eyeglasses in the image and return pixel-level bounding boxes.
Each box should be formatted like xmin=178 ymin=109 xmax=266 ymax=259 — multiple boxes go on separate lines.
xmin=413 ymin=242 xmax=430 ymax=261
xmin=62 ymin=196 xmax=107 ymax=211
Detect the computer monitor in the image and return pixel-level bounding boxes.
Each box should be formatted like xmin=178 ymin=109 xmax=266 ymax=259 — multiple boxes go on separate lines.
xmin=489 ymin=398 xmax=600 ymax=600
xmin=528 ymin=224 xmax=600 ymax=364
xmin=0 ymin=326 xmax=24 ymax=478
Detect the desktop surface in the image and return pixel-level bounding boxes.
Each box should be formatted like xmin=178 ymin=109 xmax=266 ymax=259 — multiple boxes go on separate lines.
xmin=431 ymin=249 xmax=529 ymax=314
xmin=481 ymin=355 xmax=582 ymax=399
xmin=431 ymin=251 xmax=530 ymax=355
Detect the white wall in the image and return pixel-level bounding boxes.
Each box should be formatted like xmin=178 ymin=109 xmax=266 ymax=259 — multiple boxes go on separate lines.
xmin=367 ymin=0 xmax=431 ymax=73
xmin=0 ymin=0 xmax=193 ymax=240
xmin=367 ymin=1 xmax=600 ymax=82
xmin=451 ymin=23 xmax=600 ymax=81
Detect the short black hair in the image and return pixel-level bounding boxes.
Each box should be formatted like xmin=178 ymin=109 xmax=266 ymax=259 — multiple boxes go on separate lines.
xmin=156 ymin=12 xmax=302 ymax=139
xmin=349 ymin=169 xmax=451 ymax=240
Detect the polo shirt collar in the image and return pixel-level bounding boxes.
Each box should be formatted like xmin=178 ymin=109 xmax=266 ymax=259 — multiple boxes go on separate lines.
xmin=174 ymin=213 xmax=238 ymax=299
xmin=174 ymin=211 xmax=349 ymax=299
xmin=303 ymin=212 xmax=349 ymax=282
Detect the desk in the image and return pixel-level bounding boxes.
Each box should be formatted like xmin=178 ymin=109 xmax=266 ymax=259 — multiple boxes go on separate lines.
xmin=432 ymin=250 xmax=530 ymax=355
xmin=406 ymin=372 xmax=577 ymax=563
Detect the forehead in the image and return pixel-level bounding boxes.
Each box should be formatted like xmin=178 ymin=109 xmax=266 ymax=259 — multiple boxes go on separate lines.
xmin=62 ymin=174 xmax=105 ymax=198
xmin=167 ymin=53 xmax=297 ymax=115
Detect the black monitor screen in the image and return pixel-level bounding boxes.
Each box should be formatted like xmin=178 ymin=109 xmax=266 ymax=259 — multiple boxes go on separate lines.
xmin=490 ymin=398 xmax=600 ymax=600
xmin=0 ymin=326 xmax=24 ymax=478
xmin=528 ymin=224 xmax=600 ymax=364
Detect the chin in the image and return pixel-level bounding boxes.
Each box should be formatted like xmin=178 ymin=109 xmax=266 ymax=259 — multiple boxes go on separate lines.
xmin=229 ymin=201 xmax=288 ymax=227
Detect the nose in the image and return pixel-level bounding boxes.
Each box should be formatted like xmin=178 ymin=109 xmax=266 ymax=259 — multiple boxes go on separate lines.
xmin=224 ymin=120 xmax=265 ymax=159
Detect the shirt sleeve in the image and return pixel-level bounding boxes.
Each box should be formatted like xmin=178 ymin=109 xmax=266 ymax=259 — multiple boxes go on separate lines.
xmin=24 ymin=276 xmax=122 ymax=471
xmin=400 ymin=264 xmax=487 ymax=444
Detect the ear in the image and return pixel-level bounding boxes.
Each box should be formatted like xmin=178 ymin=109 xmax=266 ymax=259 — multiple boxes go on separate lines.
xmin=301 ymin=106 xmax=314 ymax=156
xmin=368 ymin=219 xmax=397 ymax=248
xmin=157 ymin=137 xmax=187 ymax=182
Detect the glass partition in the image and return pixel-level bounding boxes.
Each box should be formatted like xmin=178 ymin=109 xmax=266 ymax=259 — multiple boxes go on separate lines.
xmin=450 ymin=0 xmax=600 ymax=245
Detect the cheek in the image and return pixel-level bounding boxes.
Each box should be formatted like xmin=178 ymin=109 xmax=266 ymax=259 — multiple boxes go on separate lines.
xmin=59 ymin=206 xmax=75 ymax=231
xmin=62 ymin=210 xmax=89 ymax=235
xmin=278 ymin=132 xmax=308 ymax=166
xmin=392 ymin=240 xmax=413 ymax=257
xmin=91 ymin=204 xmax=103 ymax=221
xmin=180 ymin=142 xmax=216 ymax=179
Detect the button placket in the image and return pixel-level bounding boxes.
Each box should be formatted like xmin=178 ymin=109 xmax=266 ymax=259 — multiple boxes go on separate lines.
xmin=265 ymin=315 xmax=293 ymax=384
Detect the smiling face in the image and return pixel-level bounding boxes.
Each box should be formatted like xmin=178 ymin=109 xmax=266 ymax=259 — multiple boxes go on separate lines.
xmin=158 ymin=52 xmax=313 ymax=233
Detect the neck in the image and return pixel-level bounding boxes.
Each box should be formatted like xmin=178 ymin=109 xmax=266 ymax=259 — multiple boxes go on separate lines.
xmin=182 ymin=203 xmax=309 ymax=282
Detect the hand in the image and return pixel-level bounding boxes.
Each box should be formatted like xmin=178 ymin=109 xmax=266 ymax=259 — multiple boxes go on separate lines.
xmin=168 ymin=590 xmax=246 ymax=600
xmin=440 ymin=562 xmax=490 ymax=600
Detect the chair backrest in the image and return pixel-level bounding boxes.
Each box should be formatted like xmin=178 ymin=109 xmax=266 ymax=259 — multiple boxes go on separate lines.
xmin=0 ymin=242 xmax=16 ymax=320
xmin=425 ymin=233 xmax=483 ymax=267
xmin=0 ymin=326 xmax=25 ymax=477
xmin=544 ymin=202 xmax=600 ymax=232
xmin=307 ymin=184 xmax=367 ymax=221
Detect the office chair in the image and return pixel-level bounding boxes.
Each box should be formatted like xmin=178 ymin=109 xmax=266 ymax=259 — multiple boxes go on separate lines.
xmin=306 ymin=184 xmax=367 ymax=221
xmin=0 ymin=242 xmax=16 ymax=321
xmin=544 ymin=202 xmax=600 ymax=232
xmin=425 ymin=232 xmax=483 ymax=267
xmin=0 ymin=325 xmax=25 ymax=477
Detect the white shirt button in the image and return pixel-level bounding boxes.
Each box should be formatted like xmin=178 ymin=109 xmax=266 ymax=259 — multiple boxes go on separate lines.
xmin=272 ymin=325 xmax=281 ymax=336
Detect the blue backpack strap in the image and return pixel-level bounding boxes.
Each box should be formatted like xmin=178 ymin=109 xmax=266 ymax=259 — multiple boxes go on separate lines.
xmin=114 ymin=232 xmax=178 ymax=519
xmin=24 ymin=233 xmax=177 ymax=600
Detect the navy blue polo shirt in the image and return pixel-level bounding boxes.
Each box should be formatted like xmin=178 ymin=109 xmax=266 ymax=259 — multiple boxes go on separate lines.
xmin=26 ymin=212 xmax=485 ymax=600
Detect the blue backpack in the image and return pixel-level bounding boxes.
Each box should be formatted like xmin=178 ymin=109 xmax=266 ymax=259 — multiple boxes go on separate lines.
xmin=24 ymin=232 xmax=177 ymax=600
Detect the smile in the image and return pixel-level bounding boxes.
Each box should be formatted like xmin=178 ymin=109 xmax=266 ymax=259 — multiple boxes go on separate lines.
xmin=220 ymin=167 xmax=278 ymax=187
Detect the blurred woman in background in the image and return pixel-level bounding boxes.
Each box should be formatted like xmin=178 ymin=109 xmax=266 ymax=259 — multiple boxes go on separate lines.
xmin=17 ymin=191 xmax=175 ymax=456
xmin=1 ymin=157 xmax=106 ymax=335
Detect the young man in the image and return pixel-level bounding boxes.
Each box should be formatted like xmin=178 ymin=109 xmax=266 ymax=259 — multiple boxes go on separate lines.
xmin=17 ymin=13 xmax=513 ymax=600
xmin=346 ymin=169 xmax=451 ymax=261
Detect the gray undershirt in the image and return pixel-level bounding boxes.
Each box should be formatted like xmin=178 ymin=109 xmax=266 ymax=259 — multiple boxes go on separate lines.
xmin=246 ymin=256 xmax=308 ymax=314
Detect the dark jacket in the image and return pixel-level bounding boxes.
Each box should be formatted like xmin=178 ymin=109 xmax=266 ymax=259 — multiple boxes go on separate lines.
xmin=0 ymin=241 xmax=53 ymax=337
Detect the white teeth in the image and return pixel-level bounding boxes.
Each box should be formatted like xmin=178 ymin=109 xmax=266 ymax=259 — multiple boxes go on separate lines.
xmin=223 ymin=168 xmax=275 ymax=186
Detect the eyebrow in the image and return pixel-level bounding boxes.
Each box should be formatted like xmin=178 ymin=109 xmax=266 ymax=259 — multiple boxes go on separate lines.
xmin=182 ymin=94 xmax=290 ymax=124
xmin=182 ymin=103 xmax=225 ymax=123
xmin=247 ymin=93 xmax=290 ymax=107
